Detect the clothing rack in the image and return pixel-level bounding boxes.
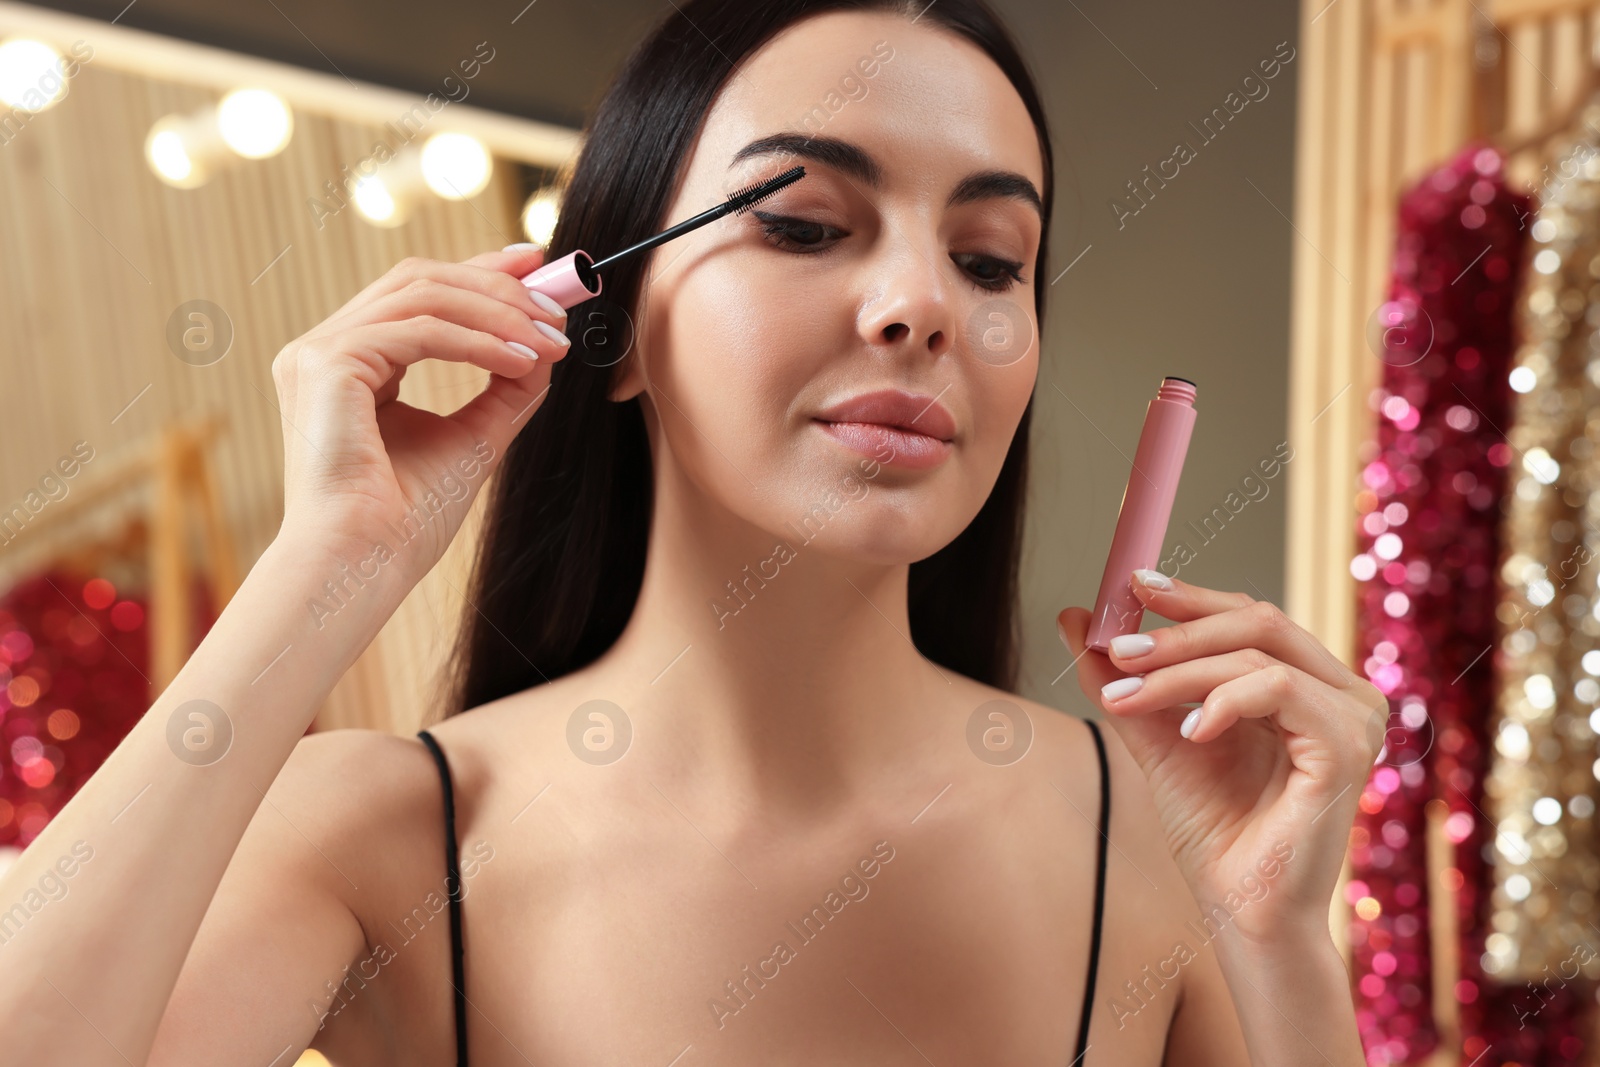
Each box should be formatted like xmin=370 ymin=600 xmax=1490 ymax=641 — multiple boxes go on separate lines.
xmin=1292 ymin=1 xmax=1600 ymax=1064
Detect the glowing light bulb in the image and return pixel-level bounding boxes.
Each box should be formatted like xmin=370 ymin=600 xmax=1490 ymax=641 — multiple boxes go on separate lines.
xmin=217 ymin=88 xmax=292 ymax=158
xmin=145 ymin=116 xmax=208 ymax=188
xmin=421 ymin=132 xmax=491 ymax=199
xmin=0 ymin=38 xmax=67 ymax=112
xmin=148 ymin=130 xmax=189 ymax=181
xmin=521 ymin=189 xmax=560 ymax=246
xmin=354 ymin=174 xmax=402 ymax=225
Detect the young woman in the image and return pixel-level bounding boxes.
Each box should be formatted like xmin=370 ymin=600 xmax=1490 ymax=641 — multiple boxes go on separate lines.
xmin=0 ymin=0 xmax=1383 ymax=1063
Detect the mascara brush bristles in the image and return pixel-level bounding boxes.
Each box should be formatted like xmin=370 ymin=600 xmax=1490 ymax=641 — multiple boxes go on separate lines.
xmin=587 ymin=165 xmax=806 ymax=275
xmin=726 ymin=164 xmax=807 ymax=214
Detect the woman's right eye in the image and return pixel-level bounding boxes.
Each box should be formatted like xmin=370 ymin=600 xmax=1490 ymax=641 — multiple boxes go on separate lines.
xmin=751 ymin=211 xmax=840 ymax=252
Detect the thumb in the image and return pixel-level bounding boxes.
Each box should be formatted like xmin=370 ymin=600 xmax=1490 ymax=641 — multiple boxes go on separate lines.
xmin=466 ymin=244 xmax=548 ymax=281
xmin=449 ymin=244 xmax=563 ymax=458
xmin=1059 ymin=607 xmax=1192 ymax=773
xmin=447 ymin=357 xmax=554 ymax=468
xmin=1057 ymin=606 xmax=1127 ymax=702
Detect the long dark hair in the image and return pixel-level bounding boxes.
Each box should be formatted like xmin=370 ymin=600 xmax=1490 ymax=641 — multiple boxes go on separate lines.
xmin=439 ymin=0 xmax=1054 ymax=718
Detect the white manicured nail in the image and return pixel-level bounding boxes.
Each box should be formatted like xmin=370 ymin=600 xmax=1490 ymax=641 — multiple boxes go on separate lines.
xmin=1180 ymin=708 xmax=1202 ymax=739
xmin=533 ymin=320 xmax=570 ymax=347
xmin=1110 ymin=633 xmax=1155 ymax=658
xmin=1101 ymin=676 xmax=1144 ymax=701
xmin=506 ymin=341 xmax=538 ymax=361
xmin=1133 ymin=568 xmax=1173 ymax=590
xmin=527 ymin=287 xmax=566 ymax=320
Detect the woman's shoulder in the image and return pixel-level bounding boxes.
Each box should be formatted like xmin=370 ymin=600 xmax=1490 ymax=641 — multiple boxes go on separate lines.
xmin=941 ymin=677 xmax=1196 ymax=910
xmin=261 ymin=726 xmax=496 ymax=957
xmin=399 ymin=681 xmax=573 ymax=800
xmin=268 ymin=728 xmax=455 ymax=863
xmin=939 ymin=674 xmax=1121 ymax=785
xmin=280 ymin=725 xmax=443 ymax=801
xmin=945 ymin=680 xmax=1210 ymax=1031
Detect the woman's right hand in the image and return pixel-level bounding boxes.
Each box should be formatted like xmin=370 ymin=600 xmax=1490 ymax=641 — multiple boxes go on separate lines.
xmin=0 ymin=248 xmax=571 ymax=1067
xmin=271 ymin=245 xmax=570 ymax=583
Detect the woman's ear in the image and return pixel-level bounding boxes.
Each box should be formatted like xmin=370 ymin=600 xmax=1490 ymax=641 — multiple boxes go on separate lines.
xmin=607 ymin=349 xmax=646 ymax=402
xmin=586 ymin=284 xmax=646 ymax=403
xmin=603 ymin=295 xmax=648 ymax=402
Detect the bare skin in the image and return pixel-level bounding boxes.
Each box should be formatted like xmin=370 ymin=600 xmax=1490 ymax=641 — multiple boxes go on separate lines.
xmin=0 ymin=10 xmax=1372 ymax=1067
xmin=187 ymin=677 xmax=1234 ymax=1066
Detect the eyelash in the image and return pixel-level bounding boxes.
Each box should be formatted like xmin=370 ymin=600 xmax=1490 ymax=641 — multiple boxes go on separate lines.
xmin=751 ymin=211 xmax=1027 ymax=294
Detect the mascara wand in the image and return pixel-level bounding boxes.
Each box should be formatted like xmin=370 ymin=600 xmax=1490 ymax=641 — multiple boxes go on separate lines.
xmin=518 ymin=165 xmax=806 ymax=310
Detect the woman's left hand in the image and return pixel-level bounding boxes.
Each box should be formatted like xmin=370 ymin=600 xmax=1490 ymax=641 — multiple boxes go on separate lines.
xmin=1057 ymin=571 xmax=1390 ymax=945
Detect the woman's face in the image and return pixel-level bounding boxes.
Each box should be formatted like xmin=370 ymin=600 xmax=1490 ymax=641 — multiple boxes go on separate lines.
xmin=616 ymin=10 xmax=1044 ymax=564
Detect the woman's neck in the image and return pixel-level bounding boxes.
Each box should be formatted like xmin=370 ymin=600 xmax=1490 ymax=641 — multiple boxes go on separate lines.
xmin=586 ymin=453 xmax=954 ymax=819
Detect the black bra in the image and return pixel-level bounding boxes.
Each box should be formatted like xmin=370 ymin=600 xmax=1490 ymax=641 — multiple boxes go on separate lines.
xmin=416 ymin=716 xmax=1112 ymax=1065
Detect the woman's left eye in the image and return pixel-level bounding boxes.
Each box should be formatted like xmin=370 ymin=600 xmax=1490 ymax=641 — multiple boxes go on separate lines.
xmin=952 ymin=252 xmax=1026 ymax=294
xmin=752 ymin=212 xmax=1027 ymax=294
xmin=754 ymin=213 xmax=837 ymax=250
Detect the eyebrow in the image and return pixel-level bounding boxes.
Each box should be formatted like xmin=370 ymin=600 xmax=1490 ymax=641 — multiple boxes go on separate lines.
xmin=730 ymin=133 xmax=1043 ymax=219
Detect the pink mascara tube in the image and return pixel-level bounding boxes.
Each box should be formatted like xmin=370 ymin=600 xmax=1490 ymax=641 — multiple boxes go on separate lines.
xmin=517 ymin=165 xmax=806 ymax=310
xmin=1086 ymin=376 xmax=1198 ymax=653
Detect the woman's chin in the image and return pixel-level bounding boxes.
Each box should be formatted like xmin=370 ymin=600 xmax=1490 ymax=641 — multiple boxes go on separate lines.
xmin=756 ymin=508 xmax=963 ymax=568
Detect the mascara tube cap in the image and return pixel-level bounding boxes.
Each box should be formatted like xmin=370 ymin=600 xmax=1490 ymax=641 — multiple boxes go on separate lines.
xmin=1086 ymin=376 xmax=1198 ymax=653
xmin=520 ymin=249 xmax=602 ymax=310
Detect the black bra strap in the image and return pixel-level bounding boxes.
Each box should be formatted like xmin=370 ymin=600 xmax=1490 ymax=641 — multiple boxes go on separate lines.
xmin=415 ymin=721 xmax=1108 ymax=1067
xmin=1072 ymin=717 xmax=1112 ymax=1065
xmin=417 ymin=729 xmax=468 ymax=1067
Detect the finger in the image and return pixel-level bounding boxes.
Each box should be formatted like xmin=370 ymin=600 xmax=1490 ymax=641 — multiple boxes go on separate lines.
xmin=315 ymin=252 xmax=565 ymax=338
xmin=372 ymin=259 xmax=570 ymax=336
xmin=1101 ymin=646 xmax=1359 ymax=765
xmin=465 ymin=244 xmax=547 ymax=280
xmin=343 ymin=282 xmax=571 ymax=364
xmin=373 ymin=361 xmax=408 ymax=409
xmin=462 ymin=246 xmax=570 ymax=327
xmin=446 ymin=359 xmax=554 ymax=461
xmin=1056 ymin=606 xmax=1127 ymax=697
xmin=1123 ymin=569 xmax=1254 ymax=622
xmin=1112 ymin=579 xmax=1360 ymax=693
xmin=331 ymin=316 xmax=544 ymax=392
xmin=1057 ymin=606 xmax=1192 ymax=769
xmin=1095 ymin=645 xmax=1286 ymax=724
xmin=1175 ymin=660 xmax=1376 ymax=770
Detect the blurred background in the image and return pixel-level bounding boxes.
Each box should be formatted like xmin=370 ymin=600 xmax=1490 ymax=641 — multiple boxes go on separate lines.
xmin=1 ymin=0 xmax=1597 ymax=1063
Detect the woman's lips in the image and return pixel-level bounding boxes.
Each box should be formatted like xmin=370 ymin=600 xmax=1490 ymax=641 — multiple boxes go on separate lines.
xmin=814 ymin=419 xmax=953 ymax=469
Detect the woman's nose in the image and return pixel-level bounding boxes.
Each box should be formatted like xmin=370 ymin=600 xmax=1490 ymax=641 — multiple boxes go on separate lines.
xmin=858 ymin=243 xmax=956 ymax=359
